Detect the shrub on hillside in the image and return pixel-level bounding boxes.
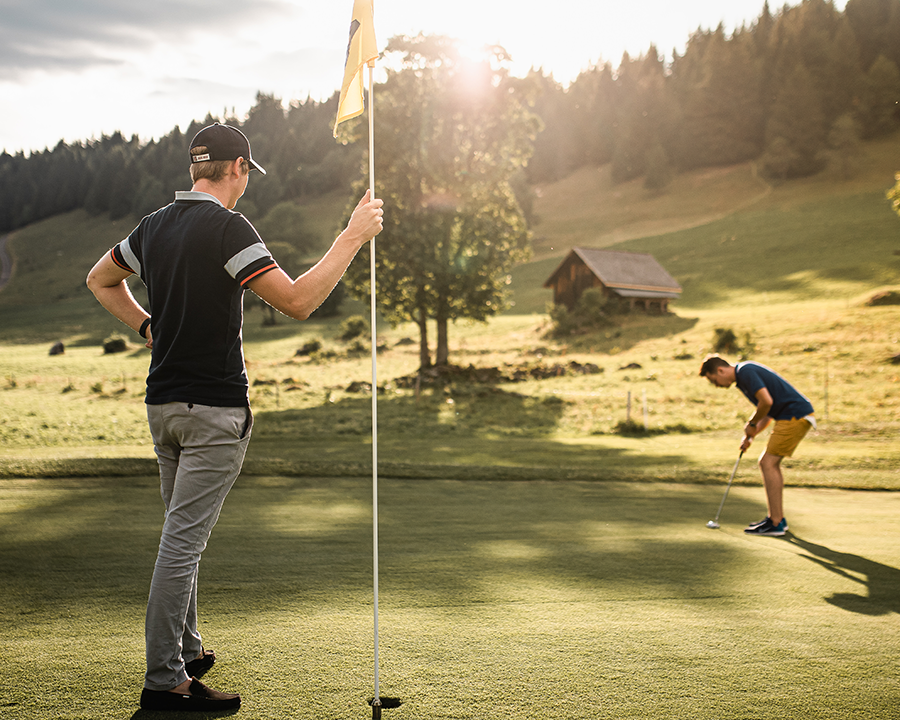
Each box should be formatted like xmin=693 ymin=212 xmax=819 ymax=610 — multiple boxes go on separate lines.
xmin=611 ymin=420 xmax=695 ymax=437
xmin=102 ymin=335 xmax=128 ymax=354
xmin=865 ymin=289 xmax=900 ymax=306
xmin=295 ymin=339 xmax=323 ymax=356
xmin=340 ymin=315 xmax=367 ymax=341
xmin=712 ymin=328 xmax=739 ymax=353
xmin=711 ymin=327 xmax=755 ymax=358
xmin=547 ymin=288 xmax=619 ymax=338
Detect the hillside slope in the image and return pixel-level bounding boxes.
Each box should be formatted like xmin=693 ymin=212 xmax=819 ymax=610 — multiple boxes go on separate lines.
xmin=511 ymin=131 xmax=900 ymax=313
xmin=1 ymin=133 xmax=899 ymax=339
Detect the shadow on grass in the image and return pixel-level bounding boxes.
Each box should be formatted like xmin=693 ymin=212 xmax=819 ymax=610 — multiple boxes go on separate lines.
xmin=367 ymin=480 xmax=759 ymax=608
xmin=129 ymin=709 xmax=239 ymax=720
xmin=247 ymin=389 xmax=706 ymax=481
xmin=0 ymin=477 xmax=758 ymax=627
xmin=553 ymin=313 xmax=699 ymax=355
xmin=251 ymin=387 xmax=569 ymax=441
xmin=787 ymin=534 xmax=900 ymax=616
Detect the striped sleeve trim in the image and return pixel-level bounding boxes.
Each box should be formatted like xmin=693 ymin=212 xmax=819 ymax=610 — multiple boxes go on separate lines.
xmin=225 ymin=242 xmax=278 ymax=286
xmin=240 ymin=262 xmax=278 ymax=286
xmin=225 ymin=243 xmax=270 ymax=279
xmin=111 ymin=240 xmax=138 ymax=275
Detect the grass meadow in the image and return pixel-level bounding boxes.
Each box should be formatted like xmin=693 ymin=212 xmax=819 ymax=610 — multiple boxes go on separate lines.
xmin=2 ymin=299 xmax=898 ymax=490
xmin=1 ymin=137 xmax=900 ymax=718
xmin=1 ymin=475 xmax=898 ymax=719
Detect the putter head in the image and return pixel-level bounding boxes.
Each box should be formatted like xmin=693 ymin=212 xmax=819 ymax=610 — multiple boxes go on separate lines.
xmin=706 ymin=520 xmax=720 ymax=529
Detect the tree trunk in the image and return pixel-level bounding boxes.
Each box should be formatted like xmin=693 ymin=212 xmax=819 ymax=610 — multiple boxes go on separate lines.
xmin=436 ymin=314 xmax=449 ymax=366
xmin=417 ymin=306 xmax=432 ymax=370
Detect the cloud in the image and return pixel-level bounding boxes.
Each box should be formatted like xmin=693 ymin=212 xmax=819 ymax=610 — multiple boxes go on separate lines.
xmin=0 ymin=0 xmax=293 ymax=79
xmin=245 ymin=47 xmax=345 ymax=99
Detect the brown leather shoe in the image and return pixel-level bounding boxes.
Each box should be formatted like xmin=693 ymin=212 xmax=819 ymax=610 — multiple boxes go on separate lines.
xmin=140 ymin=678 xmax=241 ymax=711
xmin=184 ymin=648 xmax=216 ymax=679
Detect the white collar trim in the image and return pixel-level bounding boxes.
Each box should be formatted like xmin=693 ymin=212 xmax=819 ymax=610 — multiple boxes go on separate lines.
xmin=175 ymin=190 xmax=224 ymax=207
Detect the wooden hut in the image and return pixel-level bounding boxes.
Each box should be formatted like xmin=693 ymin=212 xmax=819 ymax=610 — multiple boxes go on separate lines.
xmin=544 ymin=248 xmax=682 ymax=313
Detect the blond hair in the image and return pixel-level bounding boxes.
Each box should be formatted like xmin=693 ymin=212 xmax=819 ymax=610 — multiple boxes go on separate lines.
xmin=189 ymin=146 xmax=249 ymax=183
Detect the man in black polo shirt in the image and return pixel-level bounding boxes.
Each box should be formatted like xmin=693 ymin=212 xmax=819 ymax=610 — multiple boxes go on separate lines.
xmin=87 ymin=123 xmax=383 ymax=711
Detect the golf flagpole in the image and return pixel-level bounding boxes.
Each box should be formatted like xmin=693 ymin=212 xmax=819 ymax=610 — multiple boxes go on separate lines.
xmin=367 ymin=59 xmax=381 ymax=709
xmin=332 ymin=1 xmax=383 ymax=713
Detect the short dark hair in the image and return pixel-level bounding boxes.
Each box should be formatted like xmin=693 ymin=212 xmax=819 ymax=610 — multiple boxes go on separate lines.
xmin=699 ymin=354 xmax=731 ymax=376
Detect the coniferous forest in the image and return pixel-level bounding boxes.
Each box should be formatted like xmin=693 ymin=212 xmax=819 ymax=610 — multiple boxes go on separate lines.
xmin=1 ymin=0 xmax=899 ymax=236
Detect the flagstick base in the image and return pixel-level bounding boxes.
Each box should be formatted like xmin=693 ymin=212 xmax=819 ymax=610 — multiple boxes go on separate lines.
xmin=368 ymin=697 xmax=402 ymax=718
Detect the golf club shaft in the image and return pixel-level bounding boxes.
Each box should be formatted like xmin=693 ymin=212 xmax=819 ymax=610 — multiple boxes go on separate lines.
xmin=713 ymin=450 xmax=744 ymax=523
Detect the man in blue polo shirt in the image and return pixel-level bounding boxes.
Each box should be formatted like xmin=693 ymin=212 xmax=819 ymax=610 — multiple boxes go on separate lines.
xmin=700 ymin=354 xmax=816 ymax=537
xmin=87 ymin=123 xmax=383 ymax=711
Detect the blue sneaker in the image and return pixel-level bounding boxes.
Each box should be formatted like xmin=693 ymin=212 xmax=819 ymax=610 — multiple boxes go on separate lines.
xmin=746 ymin=517 xmax=770 ymax=530
xmin=744 ymin=517 xmax=788 ymax=536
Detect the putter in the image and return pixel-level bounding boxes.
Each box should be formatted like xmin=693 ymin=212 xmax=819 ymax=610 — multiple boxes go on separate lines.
xmin=706 ymin=450 xmax=744 ymax=529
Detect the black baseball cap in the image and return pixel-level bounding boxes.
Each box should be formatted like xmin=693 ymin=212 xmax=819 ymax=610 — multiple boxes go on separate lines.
xmin=189 ymin=123 xmax=266 ymax=174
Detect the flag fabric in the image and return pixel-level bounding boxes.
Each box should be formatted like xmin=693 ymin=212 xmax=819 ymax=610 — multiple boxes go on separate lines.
xmin=334 ymin=0 xmax=378 ymax=137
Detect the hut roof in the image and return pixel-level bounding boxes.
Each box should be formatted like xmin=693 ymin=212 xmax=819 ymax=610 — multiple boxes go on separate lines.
xmin=544 ymin=248 xmax=682 ymax=298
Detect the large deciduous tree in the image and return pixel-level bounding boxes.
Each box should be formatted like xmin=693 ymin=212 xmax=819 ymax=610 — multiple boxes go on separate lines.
xmin=341 ymin=35 xmax=539 ymax=369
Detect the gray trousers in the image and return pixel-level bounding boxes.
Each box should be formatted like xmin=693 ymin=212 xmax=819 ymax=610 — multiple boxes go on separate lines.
xmin=144 ymin=402 xmax=252 ymax=691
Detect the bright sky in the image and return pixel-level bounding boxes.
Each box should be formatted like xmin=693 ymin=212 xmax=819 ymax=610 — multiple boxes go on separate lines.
xmin=1 ymin=0 xmax=845 ymax=155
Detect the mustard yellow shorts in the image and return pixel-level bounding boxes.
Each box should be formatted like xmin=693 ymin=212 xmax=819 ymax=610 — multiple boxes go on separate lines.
xmin=766 ymin=417 xmax=813 ymax=457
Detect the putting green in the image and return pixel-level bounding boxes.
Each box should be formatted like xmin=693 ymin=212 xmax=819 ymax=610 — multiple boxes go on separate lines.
xmin=0 ymin=475 xmax=897 ymax=719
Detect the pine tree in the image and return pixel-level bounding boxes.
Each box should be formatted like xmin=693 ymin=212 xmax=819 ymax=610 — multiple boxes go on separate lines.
xmin=568 ymin=62 xmax=617 ymax=167
xmin=827 ymin=113 xmax=863 ymax=179
xmin=857 ymin=54 xmax=900 ymax=137
xmin=845 ymin=0 xmax=898 ymax=68
xmin=760 ymin=63 xmax=828 ymax=179
xmin=671 ymin=26 xmax=765 ymax=169
xmin=524 ymin=70 xmax=576 ymax=183
xmin=610 ymin=47 xmax=670 ymax=183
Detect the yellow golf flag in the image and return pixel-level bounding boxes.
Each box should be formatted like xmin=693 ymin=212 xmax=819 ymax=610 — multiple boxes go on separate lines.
xmin=334 ymin=0 xmax=378 ymax=137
